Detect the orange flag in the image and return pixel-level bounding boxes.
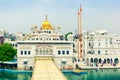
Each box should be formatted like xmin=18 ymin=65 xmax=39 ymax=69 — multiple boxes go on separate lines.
xmin=78 ymin=6 xmax=82 ymax=15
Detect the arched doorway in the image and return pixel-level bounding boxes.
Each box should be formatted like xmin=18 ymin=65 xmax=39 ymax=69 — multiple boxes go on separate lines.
xmin=103 ymin=59 xmax=106 ymax=64
xmin=107 ymin=58 xmax=110 ymax=64
xmin=99 ymin=58 xmax=102 ymax=63
xmin=94 ymin=58 xmax=98 ymax=67
xmin=110 ymin=58 xmax=113 ymax=65
xmin=114 ymin=58 xmax=119 ymax=64
xmin=94 ymin=58 xmax=98 ymax=64
xmin=90 ymin=58 xmax=93 ymax=63
xmin=86 ymin=58 xmax=89 ymax=66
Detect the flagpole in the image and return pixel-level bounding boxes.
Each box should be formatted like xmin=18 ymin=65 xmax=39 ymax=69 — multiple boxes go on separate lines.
xmin=80 ymin=5 xmax=82 ymax=58
xmin=78 ymin=8 xmax=80 ymax=58
xmin=78 ymin=5 xmax=82 ymax=58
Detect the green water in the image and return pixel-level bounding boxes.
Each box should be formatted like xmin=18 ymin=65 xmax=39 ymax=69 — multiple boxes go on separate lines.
xmin=64 ymin=69 xmax=120 ymax=80
xmin=0 ymin=69 xmax=120 ymax=80
xmin=0 ymin=71 xmax=32 ymax=80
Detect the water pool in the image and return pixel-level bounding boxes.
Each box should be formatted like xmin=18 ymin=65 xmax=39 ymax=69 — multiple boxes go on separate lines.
xmin=0 ymin=69 xmax=120 ymax=80
xmin=0 ymin=69 xmax=32 ymax=80
xmin=63 ymin=69 xmax=120 ymax=80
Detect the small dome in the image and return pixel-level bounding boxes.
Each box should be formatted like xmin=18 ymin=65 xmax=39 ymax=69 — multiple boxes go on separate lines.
xmin=31 ymin=24 xmax=38 ymax=30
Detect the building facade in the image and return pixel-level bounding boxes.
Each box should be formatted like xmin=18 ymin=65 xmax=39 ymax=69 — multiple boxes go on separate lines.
xmin=17 ymin=18 xmax=74 ymax=70
xmin=83 ymin=30 xmax=120 ymax=67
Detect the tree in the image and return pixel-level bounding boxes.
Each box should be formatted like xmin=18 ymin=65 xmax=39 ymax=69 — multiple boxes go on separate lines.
xmin=64 ymin=32 xmax=73 ymax=41
xmin=0 ymin=43 xmax=17 ymax=62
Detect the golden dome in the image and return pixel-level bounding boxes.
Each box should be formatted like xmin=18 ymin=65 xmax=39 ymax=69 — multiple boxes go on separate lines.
xmin=41 ymin=20 xmax=53 ymax=30
xmin=41 ymin=15 xmax=53 ymax=30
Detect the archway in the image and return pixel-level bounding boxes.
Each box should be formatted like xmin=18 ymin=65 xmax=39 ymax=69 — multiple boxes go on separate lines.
xmin=103 ymin=59 xmax=106 ymax=64
xmin=99 ymin=58 xmax=102 ymax=63
xmin=110 ymin=58 xmax=113 ymax=64
xmin=107 ymin=58 xmax=110 ymax=64
xmin=114 ymin=58 xmax=119 ymax=64
xmin=86 ymin=58 xmax=89 ymax=66
xmin=90 ymin=58 xmax=93 ymax=63
xmin=94 ymin=58 xmax=98 ymax=64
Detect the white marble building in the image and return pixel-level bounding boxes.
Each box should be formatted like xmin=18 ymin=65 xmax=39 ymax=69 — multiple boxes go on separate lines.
xmin=17 ymin=18 xmax=74 ymax=70
xmin=82 ymin=30 xmax=120 ymax=67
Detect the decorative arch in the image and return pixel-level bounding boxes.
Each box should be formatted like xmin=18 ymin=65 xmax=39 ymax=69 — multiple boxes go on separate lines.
xmin=36 ymin=45 xmax=53 ymax=55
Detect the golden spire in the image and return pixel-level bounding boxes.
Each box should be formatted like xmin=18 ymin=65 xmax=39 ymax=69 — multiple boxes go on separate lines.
xmin=45 ymin=14 xmax=48 ymax=20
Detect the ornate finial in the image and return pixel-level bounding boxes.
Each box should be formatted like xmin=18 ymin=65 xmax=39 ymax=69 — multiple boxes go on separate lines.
xmin=45 ymin=14 xmax=48 ymax=20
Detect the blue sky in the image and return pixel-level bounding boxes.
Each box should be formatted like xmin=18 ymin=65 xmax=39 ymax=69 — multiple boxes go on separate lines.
xmin=0 ymin=0 xmax=120 ymax=34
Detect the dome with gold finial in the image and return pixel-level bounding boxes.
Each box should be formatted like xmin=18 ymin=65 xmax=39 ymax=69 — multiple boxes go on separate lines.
xmin=41 ymin=15 xmax=53 ymax=30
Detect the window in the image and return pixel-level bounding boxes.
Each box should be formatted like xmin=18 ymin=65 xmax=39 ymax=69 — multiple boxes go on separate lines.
xmin=66 ymin=51 xmax=69 ymax=55
xmin=73 ymin=44 xmax=75 ymax=47
xmin=62 ymin=51 xmax=65 ymax=55
xmin=23 ymin=61 xmax=27 ymax=64
xmin=12 ymin=44 xmax=14 ymax=47
xmin=105 ymin=50 xmax=108 ymax=55
xmin=110 ymin=38 xmax=112 ymax=44
xmin=58 ymin=51 xmax=61 ymax=55
xmin=89 ymin=42 xmax=91 ymax=46
xmin=106 ymin=50 xmax=108 ymax=52
xmin=98 ymin=42 xmax=100 ymax=46
xmin=98 ymin=50 xmax=100 ymax=54
xmin=62 ymin=61 xmax=66 ymax=64
xmin=106 ymin=42 xmax=108 ymax=44
xmin=15 ymin=44 xmax=17 ymax=47
xmin=32 ymin=38 xmax=35 ymax=40
xmin=36 ymin=38 xmax=38 ymax=40
xmin=49 ymin=31 xmax=51 ymax=34
xmin=28 ymin=51 xmax=31 ymax=55
xmin=21 ymin=51 xmax=23 ymax=55
xmin=24 ymin=51 xmax=27 ymax=55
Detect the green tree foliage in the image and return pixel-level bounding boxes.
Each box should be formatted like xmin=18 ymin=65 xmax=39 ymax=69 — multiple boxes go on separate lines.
xmin=64 ymin=32 xmax=73 ymax=41
xmin=0 ymin=43 xmax=17 ymax=62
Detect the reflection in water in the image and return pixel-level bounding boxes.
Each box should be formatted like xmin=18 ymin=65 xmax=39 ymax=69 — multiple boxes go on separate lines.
xmin=0 ymin=71 xmax=32 ymax=80
xmin=63 ymin=69 xmax=120 ymax=80
xmin=0 ymin=69 xmax=120 ymax=80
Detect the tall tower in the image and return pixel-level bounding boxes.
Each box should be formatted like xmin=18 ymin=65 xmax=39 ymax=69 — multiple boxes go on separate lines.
xmin=78 ymin=6 xmax=82 ymax=58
